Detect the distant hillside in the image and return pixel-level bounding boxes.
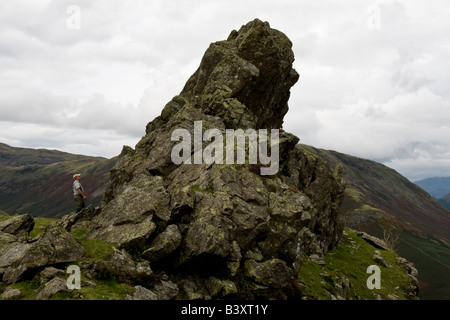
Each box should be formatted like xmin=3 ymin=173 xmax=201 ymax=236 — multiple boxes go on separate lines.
xmin=412 ymin=175 xmax=450 ymax=211
xmin=300 ymin=144 xmax=450 ymax=299
xmin=300 ymin=145 xmax=450 ymax=242
xmin=438 ymin=193 xmax=450 ymax=210
xmin=0 ymin=142 xmax=96 ymax=166
xmin=414 ymin=177 xmax=450 ymax=199
xmin=0 ymin=143 xmax=116 ymax=218
xmin=442 ymin=193 xmax=450 ymax=201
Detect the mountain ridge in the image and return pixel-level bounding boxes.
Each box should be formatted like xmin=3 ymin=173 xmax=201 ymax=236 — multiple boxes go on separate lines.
xmin=0 ymin=142 xmax=106 ymax=167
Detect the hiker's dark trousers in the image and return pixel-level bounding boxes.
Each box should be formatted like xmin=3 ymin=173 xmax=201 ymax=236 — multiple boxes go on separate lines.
xmin=74 ymin=194 xmax=85 ymax=213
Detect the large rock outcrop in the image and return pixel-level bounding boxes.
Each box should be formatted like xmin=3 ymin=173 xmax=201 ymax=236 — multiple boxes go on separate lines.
xmin=65 ymin=19 xmax=346 ymax=299
xmin=0 ymin=215 xmax=83 ymax=284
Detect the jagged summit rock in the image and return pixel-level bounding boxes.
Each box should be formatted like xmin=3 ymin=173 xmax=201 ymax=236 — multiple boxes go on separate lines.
xmin=180 ymin=18 xmax=299 ymax=130
xmin=63 ymin=19 xmax=346 ymax=299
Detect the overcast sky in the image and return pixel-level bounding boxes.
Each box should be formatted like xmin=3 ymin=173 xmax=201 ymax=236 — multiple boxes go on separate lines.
xmin=1 ymin=0 xmax=450 ymax=182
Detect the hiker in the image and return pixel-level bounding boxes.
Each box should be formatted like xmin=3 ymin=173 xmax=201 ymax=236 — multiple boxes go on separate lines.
xmin=73 ymin=173 xmax=86 ymax=213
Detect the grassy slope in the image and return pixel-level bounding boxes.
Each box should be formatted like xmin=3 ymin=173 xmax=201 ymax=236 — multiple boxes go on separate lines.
xmin=298 ymin=229 xmax=417 ymax=300
xmin=299 ymin=144 xmax=450 ymax=300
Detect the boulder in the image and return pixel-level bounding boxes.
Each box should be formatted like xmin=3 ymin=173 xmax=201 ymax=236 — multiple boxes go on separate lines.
xmin=125 ymin=285 xmax=158 ymax=300
xmin=180 ymin=275 xmax=238 ymax=299
xmin=39 ymin=267 xmax=66 ymax=285
xmin=60 ymin=205 xmax=100 ymax=232
xmin=0 ymin=286 xmax=22 ymax=300
xmin=0 ymin=234 xmax=31 ymax=279
xmin=152 ymin=279 xmax=179 ymax=300
xmin=244 ymin=258 xmax=295 ymax=299
xmin=36 ymin=277 xmax=71 ymax=300
xmin=85 ymin=174 xmax=168 ymax=250
xmin=142 ymin=224 xmax=182 ymax=262
xmin=0 ymin=231 xmax=24 ymax=257
xmin=309 ymin=254 xmax=326 ymax=266
xmin=0 ymin=214 xmax=34 ymax=240
xmin=2 ymin=224 xmax=84 ymax=284
xmin=357 ymin=231 xmax=389 ymax=250
xmin=244 ymin=259 xmax=294 ymax=288
xmin=91 ymin=247 xmax=153 ymax=284
xmin=373 ymin=250 xmax=389 ymax=268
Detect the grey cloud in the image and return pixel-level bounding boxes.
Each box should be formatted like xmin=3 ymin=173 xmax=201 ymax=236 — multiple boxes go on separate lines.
xmin=390 ymin=49 xmax=435 ymax=93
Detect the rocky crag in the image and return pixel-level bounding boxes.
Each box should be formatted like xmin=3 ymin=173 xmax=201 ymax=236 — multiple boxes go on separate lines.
xmin=0 ymin=19 xmax=418 ymax=300
xmin=63 ymin=19 xmax=345 ymax=299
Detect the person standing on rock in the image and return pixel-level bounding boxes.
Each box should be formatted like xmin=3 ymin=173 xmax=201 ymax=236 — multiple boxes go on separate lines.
xmin=73 ymin=173 xmax=86 ymax=213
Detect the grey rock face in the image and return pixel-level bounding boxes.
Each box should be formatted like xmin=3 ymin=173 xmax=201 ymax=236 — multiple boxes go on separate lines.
xmin=0 ymin=232 xmax=30 ymax=271
xmin=142 ymin=224 xmax=182 ymax=262
xmin=39 ymin=267 xmax=66 ymax=285
xmin=36 ymin=277 xmax=71 ymax=300
xmin=244 ymin=259 xmax=295 ymax=299
xmin=91 ymin=247 xmax=153 ymax=284
xmin=396 ymin=256 xmax=419 ymax=296
xmin=0 ymin=286 xmax=22 ymax=300
xmin=181 ymin=19 xmax=299 ymax=130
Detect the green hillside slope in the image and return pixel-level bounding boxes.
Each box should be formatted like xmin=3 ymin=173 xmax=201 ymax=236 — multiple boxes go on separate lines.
xmin=299 ymin=144 xmax=450 ymax=299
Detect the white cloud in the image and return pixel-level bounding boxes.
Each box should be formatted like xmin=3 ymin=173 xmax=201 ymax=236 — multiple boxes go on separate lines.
xmin=288 ymin=87 xmax=450 ymax=180
xmin=0 ymin=120 xmax=135 ymax=158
